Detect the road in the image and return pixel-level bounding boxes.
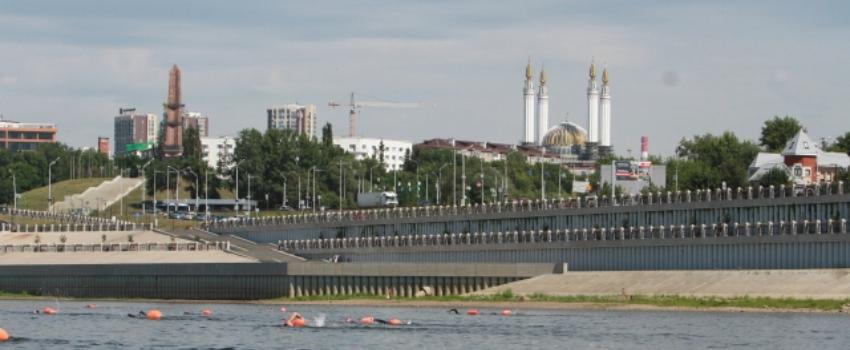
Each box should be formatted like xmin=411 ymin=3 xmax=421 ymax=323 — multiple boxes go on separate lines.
xmin=158 ymin=227 xmax=305 ymax=263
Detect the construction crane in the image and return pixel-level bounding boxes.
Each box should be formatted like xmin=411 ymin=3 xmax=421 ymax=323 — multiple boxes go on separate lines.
xmin=329 ymin=92 xmax=420 ymax=137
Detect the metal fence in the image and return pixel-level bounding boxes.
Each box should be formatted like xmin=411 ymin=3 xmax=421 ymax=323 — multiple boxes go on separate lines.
xmin=210 ymin=182 xmax=846 ymax=230
xmin=0 ymin=241 xmax=230 ymax=253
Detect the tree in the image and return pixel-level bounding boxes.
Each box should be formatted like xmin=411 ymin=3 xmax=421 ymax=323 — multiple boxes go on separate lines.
xmin=828 ymin=131 xmax=850 ymax=155
xmin=676 ymin=131 xmax=760 ymax=189
xmin=759 ymin=116 xmax=802 ymax=152
xmin=182 ymin=126 xmax=202 ymax=162
xmin=753 ymin=168 xmax=790 ymax=188
xmin=322 ymin=122 xmax=334 ymax=147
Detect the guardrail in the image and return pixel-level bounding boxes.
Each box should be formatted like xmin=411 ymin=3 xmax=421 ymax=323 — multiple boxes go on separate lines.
xmin=0 ymin=222 xmax=153 ymax=233
xmin=209 ymin=182 xmax=847 ymax=230
xmin=280 ymin=218 xmax=849 ymax=252
xmin=0 ymin=241 xmax=230 ymax=253
xmin=1 ymin=207 xmax=134 ymax=226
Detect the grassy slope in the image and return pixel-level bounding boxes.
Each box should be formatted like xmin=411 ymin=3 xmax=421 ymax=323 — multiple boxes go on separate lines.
xmin=17 ymin=178 xmax=110 ymax=211
xmin=275 ymin=290 xmax=850 ymax=312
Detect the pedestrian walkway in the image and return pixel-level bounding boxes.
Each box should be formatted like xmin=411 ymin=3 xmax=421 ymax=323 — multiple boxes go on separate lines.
xmin=52 ymin=176 xmax=143 ymax=213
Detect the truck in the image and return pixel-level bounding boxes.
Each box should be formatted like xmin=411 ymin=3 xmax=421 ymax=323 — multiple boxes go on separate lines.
xmin=357 ymin=191 xmax=399 ymax=208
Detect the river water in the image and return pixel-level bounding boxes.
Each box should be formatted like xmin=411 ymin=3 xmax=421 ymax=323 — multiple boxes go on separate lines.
xmin=1 ymin=300 xmax=849 ymax=349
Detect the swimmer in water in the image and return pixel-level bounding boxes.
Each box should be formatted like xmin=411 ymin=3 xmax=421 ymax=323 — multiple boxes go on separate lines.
xmin=447 ymin=308 xmax=459 ymax=314
xmin=284 ymin=312 xmax=305 ymax=327
xmin=127 ymin=310 xmax=147 ymax=318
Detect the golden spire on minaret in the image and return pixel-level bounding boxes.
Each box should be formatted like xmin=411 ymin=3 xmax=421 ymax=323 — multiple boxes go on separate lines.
xmin=589 ymin=62 xmax=597 ymax=79
xmin=540 ymin=65 xmax=547 ymax=85
xmin=602 ymin=66 xmax=609 ymax=85
xmin=525 ymin=58 xmax=533 ymax=80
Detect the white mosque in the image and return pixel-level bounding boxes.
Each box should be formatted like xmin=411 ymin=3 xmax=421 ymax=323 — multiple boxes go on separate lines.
xmin=522 ymin=60 xmax=613 ymax=159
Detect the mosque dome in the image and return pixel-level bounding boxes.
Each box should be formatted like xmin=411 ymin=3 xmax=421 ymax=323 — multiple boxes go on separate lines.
xmin=542 ymin=122 xmax=588 ymax=148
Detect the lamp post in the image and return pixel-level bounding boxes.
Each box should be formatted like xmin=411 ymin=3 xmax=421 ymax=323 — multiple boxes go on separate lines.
xmin=166 ymin=165 xmax=181 ymax=214
xmin=141 ymin=160 xmax=152 ymax=216
xmin=8 ymin=169 xmax=16 ymax=210
xmin=153 ymin=170 xmax=160 ymax=216
xmin=437 ymin=163 xmax=449 ymax=205
xmin=234 ymin=159 xmax=246 ymax=213
xmin=184 ymin=168 xmax=198 ymax=215
xmin=204 ymin=169 xmax=209 ymax=219
xmin=246 ymin=173 xmax=252 ymax=217
xmin=369 ymin=164 xmax=380 ymax=192
xmin=48 ymin=157 xmax=61 ymax=212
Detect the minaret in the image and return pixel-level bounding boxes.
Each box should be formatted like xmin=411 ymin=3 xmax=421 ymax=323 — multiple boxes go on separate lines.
xmin=536 ymin=67 xmax=549 ymax=145
xmin=599 ymin=66 xmax=612 ymax=148
xmin=586 ymin=62 xmax=599 ymax=144
xmin=523 ymin=59 xmax=536 ymax=144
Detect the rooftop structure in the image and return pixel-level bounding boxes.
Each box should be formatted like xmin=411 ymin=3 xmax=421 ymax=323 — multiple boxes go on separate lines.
xmin=0 ymin=119 xmax=57 ymax=151
xmin=749 ymin=129 xmax=850 ymax=186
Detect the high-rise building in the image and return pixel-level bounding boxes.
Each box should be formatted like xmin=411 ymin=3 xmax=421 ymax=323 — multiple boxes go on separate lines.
xmin=267 ymin=104 xmax=316 ymax=137
xmin=113 ymin=108 xmax=158 ymax=156
xmin=183 ymin=112 xmax=209 ymax=137
xmin=0 ymin=119 xmax=57 ymax=151
xmin=201 ymin=136 xmax=236 ymax=171
xmin=97 ymin=136 xmax=110 ymax=156
xmin=163 ymin=64 xmax=184 ymax=158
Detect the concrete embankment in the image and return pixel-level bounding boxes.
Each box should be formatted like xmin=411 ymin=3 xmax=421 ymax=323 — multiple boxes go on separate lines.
xmin=473 ymin=269 xmax=850 ymax=300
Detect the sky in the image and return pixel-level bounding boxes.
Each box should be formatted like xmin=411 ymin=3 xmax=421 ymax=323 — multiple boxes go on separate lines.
xmin=1 ymin=0 xmax=849 ymax=157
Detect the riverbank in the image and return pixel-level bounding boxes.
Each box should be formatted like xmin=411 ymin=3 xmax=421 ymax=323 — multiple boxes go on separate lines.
xmin=3 ymin=290 xmax=849 ymax=314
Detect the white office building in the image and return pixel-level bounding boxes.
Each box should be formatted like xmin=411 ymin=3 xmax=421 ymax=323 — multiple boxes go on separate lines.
xmin=333 ymin=137 xmax=413 ymax=171
xmin=201 ymin=136 xmax=236 ymax=172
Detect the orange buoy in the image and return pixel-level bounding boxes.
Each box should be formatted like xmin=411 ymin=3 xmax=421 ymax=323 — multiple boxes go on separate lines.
xmin=466 ymin=309 xmax=479 ymax=316
xmin=0 ymin=328 xmax=9 ymax=342
xmin=42 ymin=307 xmax=57 ymax=315
xmin=387 ymin=318 xmax=403 ymax=326
xmin=500 ymin=309 xmax=512 ymax=316
xmin=202 ymin=309 xmax=212 ymax=316
xmin=86 ymin=304 xmax=97 ymax=309
xmin=147 ymin=309 xmax=162 ymax=320
xmin=360 ymin=316 xmax=375 ymax=325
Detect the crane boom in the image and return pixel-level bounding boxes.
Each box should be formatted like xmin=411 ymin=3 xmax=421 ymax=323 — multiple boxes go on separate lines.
xmin=328 ymin=92 xmax=420 ymax=137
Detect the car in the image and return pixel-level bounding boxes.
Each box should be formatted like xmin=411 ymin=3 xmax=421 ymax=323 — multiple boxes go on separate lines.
xmin=278 ymin=205 xmax=294 ymax=211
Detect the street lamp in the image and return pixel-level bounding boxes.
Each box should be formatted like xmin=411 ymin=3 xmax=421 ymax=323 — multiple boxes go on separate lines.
xmin=8 ymin=169 xmax=16 ymax=210
xmin=152 ymin=169 xmax=161 ymax=216
xmin=234 ymin=159 xmax=246 ymax=213
xmin=166 ymin=165 xmax=181 ymax=214
xmin=48 ymin=157 xmax=61 ymax=212
xmin=368 ymin=164 xmax=380 ymax=192
xmin=184 ymin=168 xmax=198 ymax=215
xmin=140 ymin=160 xmax=153 ymax=216
xmin=436 ymin=163 xmax=449 ymax=206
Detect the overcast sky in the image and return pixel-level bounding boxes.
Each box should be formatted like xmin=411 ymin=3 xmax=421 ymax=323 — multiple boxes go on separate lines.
xmin=1 ymin=0 xmax=848 ymax=156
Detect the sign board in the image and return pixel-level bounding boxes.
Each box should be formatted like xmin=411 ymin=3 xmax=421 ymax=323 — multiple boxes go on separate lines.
xmin=573 ymin=180 xmax=591 ymax=194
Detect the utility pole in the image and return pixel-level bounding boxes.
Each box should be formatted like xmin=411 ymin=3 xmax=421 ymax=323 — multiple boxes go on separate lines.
xmin=339 ymin=160 xmax=344 ymax=213
xmin=48 ymin=157 xmax=60 ymax=212
xmin=479 ymin=158 xmax=485 ymax=205
xmin=9 ymin=169 xmax=16 ymax=210
xmin=205 ymin=169 xmax=209 ymax=219
xmin=141 ymin=160 xmax=152 ymax=216
xmin=452 ymin=151 xmax=457 ymax=206
xmin=461 ymin=154 xmax=466 ymax=206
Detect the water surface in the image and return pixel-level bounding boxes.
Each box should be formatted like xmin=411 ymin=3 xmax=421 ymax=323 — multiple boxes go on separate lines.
xmin=1 ymin=300 xmax=848 ymax=349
